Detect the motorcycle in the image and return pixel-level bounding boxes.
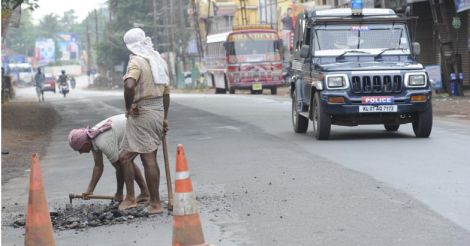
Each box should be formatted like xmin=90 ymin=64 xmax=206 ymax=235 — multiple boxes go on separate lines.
xmin=59 ymin=82 xmax=69 ymax=98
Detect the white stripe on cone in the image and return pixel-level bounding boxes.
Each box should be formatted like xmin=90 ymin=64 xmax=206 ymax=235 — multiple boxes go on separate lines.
xmin=173 ymin=192 xmax=200 ymax=216
xmin=175 ymin=171 xmax=190 ymax=180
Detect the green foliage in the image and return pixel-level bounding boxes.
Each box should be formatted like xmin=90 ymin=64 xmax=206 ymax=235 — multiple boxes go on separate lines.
xmin=38 ymin=13 xmax=61 ymax=38
xmin=3 ymin=8 xmax=36 ymax=56
xmin=2 ymin=0 xmax=39 ymax=11
xmin=95 ymin=0 xmax=154 ymax=69
xmin=46 ymin=60 xmax=80 ymax=66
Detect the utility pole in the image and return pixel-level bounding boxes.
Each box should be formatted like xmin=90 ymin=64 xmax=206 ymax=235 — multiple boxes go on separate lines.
xmin=191 ymin=0 xmax=204 ymax=61
xmin=94 ymin=9 xmax=99 ymax=44
xmin=177 ymin=0 xmax=186 ymax=66
xmin=152 ymin=0 xmax=158 ymax=43
xmin=240 ymin=0 xmax=248 ymax=25
xmin=86 ymin=19 xmax=92 ymax=84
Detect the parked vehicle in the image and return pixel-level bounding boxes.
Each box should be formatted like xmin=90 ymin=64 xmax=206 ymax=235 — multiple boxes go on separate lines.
xmin=204 ymin=25 xmax=284 ymax=95
xmin=289 ymin=7 xmax=432 ymax=140
xmin=7 ymin=63 xmax=34 ymax=86
xmin=43 ymin=74 xmax=56 ymax=93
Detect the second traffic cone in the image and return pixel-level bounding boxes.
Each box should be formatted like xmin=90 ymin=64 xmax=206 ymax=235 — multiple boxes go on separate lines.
xmin=172 ymin=144 xmax=208 ymax=246
xmin=24 ymin=153 xmax=55 ymax=246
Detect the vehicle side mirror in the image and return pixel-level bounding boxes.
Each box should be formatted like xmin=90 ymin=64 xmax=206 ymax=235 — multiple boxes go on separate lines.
xmin=300 ymin=45 xmax=310 ymax=58
xmin=412 ymin=42 xmax=421 ymax=56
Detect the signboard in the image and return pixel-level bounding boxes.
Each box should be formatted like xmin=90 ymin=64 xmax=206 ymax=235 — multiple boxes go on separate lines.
xmin=425 ymin=65 xmax=443 ymax=90
xmin=35 ymin=38 xmax=55 ymax=65
xmin=454 ymin=0 xmax=470 ymax=13
xmin=229 ymin=33 xmax=277 ymax=42
xmin=56 ymin=33 xmax=80 ymax=61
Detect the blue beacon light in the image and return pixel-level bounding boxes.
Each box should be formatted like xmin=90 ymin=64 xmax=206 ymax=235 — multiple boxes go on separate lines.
xmin=351 ymin=0 xmax=363 ymax=16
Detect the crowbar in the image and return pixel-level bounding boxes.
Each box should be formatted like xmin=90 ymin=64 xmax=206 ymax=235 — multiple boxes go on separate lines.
xmin=69 ymin=193 xmax=114 ymax=204
xmin=162 ymin=134 xmax=174 ymax=211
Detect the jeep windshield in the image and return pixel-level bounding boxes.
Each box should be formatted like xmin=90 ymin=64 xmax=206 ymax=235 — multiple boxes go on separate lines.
xmin=313 ymin=23 xmax=411 ymax=57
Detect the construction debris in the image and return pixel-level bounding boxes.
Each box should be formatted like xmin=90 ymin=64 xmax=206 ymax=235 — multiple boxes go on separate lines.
xmin=11 ymin=202 xmax=159 ymax=231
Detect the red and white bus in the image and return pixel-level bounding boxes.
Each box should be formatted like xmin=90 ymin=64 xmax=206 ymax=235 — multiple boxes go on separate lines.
xmin=204 ymin=26 xmax=284 ymax=95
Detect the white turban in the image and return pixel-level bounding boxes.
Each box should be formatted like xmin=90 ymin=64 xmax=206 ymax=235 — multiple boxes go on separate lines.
xmin=123 ymin=28 xmax=169 ymax=85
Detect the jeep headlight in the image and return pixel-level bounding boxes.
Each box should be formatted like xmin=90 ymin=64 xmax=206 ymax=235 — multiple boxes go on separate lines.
xmin=405 ymin=73 xmax=427 ymax=87
xmin=326 ymin=75 xmax=349 ymax=89
xmin=409 ymin=75 xmax=425 ymax=86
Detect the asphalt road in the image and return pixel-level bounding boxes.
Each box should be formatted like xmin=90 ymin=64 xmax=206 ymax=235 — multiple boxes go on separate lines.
xmin=2 ymin=76 xmax=470 ymax=245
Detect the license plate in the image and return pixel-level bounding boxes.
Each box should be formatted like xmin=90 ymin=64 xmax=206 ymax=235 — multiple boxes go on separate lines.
xmin=252 ymin=83 xmax=262 ymax=91
xmin=359 ymin=105 xmax=398 ymax=113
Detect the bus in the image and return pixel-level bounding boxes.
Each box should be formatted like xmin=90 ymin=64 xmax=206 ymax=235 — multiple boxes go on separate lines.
xmin=204 ymin=26 xmax=284 ymax=95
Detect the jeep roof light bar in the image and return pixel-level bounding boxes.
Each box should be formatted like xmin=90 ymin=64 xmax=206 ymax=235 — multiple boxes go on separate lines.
xmin=307 ymin=16 xmax=417 ymax=25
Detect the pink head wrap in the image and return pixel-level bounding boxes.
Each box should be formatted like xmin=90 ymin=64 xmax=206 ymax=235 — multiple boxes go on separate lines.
xmin=68 ymin=119 xmax=113 ymax=151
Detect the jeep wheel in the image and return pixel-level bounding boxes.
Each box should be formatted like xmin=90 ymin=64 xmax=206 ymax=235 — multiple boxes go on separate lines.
xmin=312 ymin=92 xmax=331 ymax=140
xmin=292 ymin=90 xmax=308 ymax=133
xmin=413 ymin=102 xmax=433 ymax=138
xmin=384 ymin=124 xmax=400 ymax=131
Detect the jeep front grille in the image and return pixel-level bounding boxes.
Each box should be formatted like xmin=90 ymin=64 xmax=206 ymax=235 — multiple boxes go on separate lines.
xmin=351 ymin=75 xmax=402 ymax=94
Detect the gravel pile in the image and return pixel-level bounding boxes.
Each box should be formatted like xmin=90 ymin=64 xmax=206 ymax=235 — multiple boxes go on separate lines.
xmin=12 ymin=202 xmax=152 ymax=231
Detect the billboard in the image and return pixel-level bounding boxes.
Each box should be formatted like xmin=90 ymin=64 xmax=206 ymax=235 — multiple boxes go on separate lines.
xmin=56 ymin=33 xmax=80 ymax=61
xmin=35 ymin=38 xmax=55 ymax=66
xmin=454 ymin=0 xmax=470 ymax=13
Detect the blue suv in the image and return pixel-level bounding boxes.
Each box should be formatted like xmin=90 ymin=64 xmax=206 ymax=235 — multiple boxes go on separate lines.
xmin=289 ymin=8 xmax=432 ymax=140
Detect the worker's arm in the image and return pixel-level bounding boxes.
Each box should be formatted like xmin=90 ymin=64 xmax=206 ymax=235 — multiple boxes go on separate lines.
xmin=83 ymin=150 xmax=104 ymax=199
xmin=124 ymin=78 xmax=138 ymax=116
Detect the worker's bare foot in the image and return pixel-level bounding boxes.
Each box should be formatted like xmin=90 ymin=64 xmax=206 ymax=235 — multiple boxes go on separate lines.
xmin=118 ymin=198 xmax=137 ymax=210
xmin=114 ymin=194 xmax=124 ymax=202
xmin=147 ymin=202 xmax=164 ymax=215
xmin=136 ymin=193 xmax=150 ymax=203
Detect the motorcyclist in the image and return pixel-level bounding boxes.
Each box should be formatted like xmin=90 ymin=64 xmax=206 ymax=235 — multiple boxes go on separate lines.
xmin=58 ymin=70 xmax=68 ymax=87
xmin=58 ymin=70 xmax=70 ymax=97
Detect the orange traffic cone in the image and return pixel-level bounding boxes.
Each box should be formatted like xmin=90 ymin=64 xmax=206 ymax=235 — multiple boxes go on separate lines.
xmin=24 ymin=153 xmax=55 ymax=246
xmin=172 ymin=145 xmax=209 ymax=246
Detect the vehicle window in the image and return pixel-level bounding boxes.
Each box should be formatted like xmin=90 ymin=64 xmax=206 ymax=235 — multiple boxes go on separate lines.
xmin=313 ymin=24 xmax=410 ymax=51
xmin=226 ymin=33 xmax=278 ymax=56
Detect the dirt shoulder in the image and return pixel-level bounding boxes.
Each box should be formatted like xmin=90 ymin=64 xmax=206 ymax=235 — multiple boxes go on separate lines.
xmin=432 ymin=95 xmax=470 ymax=121
xmin=1 ymin=101 xmax=59 ymax=184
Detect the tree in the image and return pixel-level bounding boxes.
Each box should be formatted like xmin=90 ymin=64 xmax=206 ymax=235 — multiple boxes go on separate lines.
xmin=61 ymin=9 xmax=77 ymax=32
xmin=38 ymin=13 xmax=62 ymax=38
xmin=95 ymin=0 xmax=154 ymax=70
xmin=1 ymin=0 xmax=38 ymax=42
xmin=3 ymin=8 xmax=36 ymax=56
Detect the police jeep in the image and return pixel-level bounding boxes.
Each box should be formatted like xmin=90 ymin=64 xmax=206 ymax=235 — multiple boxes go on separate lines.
xmin=289 ymin=7 xmax=432 ymax=140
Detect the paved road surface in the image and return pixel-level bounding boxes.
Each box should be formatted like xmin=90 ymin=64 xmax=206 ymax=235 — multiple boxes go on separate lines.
xmin=2 ymin=76 xmax=470 ymax=245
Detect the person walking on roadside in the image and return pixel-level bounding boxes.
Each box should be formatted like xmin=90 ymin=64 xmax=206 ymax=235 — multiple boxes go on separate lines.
xmin=34 ymin=67 xmax=45 ymax=102
xmin=118 ymin=28 xmax=170 ymax=214
xmin=68 ymin=114 xmax=150 ymax=202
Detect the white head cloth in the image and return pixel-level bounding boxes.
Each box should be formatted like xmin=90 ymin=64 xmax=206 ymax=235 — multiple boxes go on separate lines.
xmin=123 ymin=28 xmax=169 ymax=85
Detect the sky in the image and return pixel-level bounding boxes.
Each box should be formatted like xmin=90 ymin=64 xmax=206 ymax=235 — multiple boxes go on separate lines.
xmin=31 ymin=0 xmax=107 ymax=23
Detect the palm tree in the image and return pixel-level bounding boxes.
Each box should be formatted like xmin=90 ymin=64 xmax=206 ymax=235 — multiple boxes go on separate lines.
xmin=38 ymin=13 xmax=62 ymax=38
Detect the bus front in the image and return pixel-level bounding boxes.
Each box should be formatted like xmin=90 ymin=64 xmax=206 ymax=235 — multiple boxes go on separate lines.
xmin=225 ymin=30 xmax=284 ymax=95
